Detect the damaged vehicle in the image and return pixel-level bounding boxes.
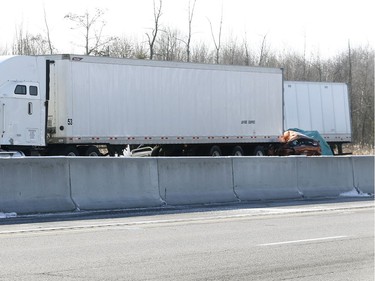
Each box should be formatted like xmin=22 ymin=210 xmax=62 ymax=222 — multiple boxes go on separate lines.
xmin=268 ymin=130 xmax=322 ymax=156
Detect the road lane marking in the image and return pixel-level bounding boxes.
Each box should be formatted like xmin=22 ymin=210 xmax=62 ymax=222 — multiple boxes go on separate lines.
xmin=258 ymin=236 xmax=348 ymax=246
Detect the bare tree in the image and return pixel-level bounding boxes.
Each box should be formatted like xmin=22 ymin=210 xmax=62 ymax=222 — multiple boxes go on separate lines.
xmin=349 ymin=45 xmax=374 ymax=146
xmin=108 ymin=37 xmax=134 ymax=58
xmin=243 ymin=34 xmax=251 ymax=66
xmin=184 ymin=0 xmax=197 ymax=62
xmin=208 ymin=7 xmax=223 ymax=64
xmin=133 ymin=42 xmax=149 ymax=59
xmin=222 ymin=38 xmax=246 ymax=65
xmin=65 ymin=8 xmax=114 ymax=55
xmin=12 ymin=25 xmax=51 ymax=55
xmin=134 ymin=43 xmax=147 ymax=60
xmin=146 ymin=0 xmax=163 ymax=60
xmin=191 ymin=42 xmax=212 ymax=63
xmin=311 ymin=52 xmax=324 ymax=82
xmin=302 ymin=32 xmax=307 ymax=79
xmin=107 ymin=36 xmax=150 ymax=60
xmin=156 ymin=28 xmax=184 ymax=61
xmin=43 ymin=5 xmax=54 ymax=54
xmin=258 ymin=33 xmax=268 ymax=66
xmin=347 ymin=40 xmax=353 ymax=98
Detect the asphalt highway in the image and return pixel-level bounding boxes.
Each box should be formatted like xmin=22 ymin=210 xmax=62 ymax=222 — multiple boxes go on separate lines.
xmin=0 ymin=199 xmax=374 ymax=281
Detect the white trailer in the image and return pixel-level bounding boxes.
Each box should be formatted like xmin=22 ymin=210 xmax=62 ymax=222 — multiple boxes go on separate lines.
xmin=0 ymin=54 xmax=284 ymax=156
xmin=284 ymin=81 xmax=351 ymax=154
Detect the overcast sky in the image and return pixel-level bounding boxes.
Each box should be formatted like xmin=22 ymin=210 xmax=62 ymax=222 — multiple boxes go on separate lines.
xmin=1 ymin=0 xmax=373 ymax=58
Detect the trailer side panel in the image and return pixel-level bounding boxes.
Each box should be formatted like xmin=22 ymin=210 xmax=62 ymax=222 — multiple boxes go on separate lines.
xmin=49 ymin=56 xmax=283 ymax=145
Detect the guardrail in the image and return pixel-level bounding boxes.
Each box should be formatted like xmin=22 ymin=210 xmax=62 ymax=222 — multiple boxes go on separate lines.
xmin=1 ymin=156 xmax=373 ymax=214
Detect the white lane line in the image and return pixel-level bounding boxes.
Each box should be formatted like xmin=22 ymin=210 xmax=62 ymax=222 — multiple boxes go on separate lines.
xmin=258 ymin=236 xmax=348 ymax=246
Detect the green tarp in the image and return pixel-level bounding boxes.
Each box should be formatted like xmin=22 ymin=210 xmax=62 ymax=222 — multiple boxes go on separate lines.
xmin=287 ymin=128 xmax=333 ymax=155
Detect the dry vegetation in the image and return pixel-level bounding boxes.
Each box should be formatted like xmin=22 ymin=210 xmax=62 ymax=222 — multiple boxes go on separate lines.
xmin=343 ymin=144 xmax=375 ymax=155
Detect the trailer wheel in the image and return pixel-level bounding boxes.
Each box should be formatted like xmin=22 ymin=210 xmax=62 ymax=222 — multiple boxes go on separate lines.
xmin=209 ymin=145 xmax=222 ymax=156
xmin=61 ymin=146 xmax=79 ymax=156
xmin=253 ymin=146 xmax=265 ymax=156
xmin=232 ymin=146 xmax=244 ymax=156
xmin=85 ymin=146 xmax=101 ymax=156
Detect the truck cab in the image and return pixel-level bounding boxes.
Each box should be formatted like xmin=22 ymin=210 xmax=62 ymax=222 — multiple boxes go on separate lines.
xmin=0 ymin=56 xmax=46 ymax=150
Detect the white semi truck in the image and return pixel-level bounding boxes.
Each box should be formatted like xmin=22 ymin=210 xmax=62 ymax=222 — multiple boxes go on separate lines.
xmin=283 ymin=81 xmax=351 ymax=154
xmin=0 ymin=54 xmax=284 ymax=156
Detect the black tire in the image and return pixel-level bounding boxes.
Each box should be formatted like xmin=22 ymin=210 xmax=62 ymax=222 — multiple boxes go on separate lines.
xmin=231 ymin=145 xmax=244 ymax=156
xmin=84 ymin=146 xmax=101 ymax=156
xmin=209 ymin=145 xmax=222 ymax=156
xmin=253 ymin=145 xmax=266 ymax=156
xmin=61 ymin=146 xmax=79 ymax=156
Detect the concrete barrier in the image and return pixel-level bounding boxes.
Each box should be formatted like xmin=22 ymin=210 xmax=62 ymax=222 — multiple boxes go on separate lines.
xmin=233 ymin=157 xmax=302 ymax=201
xmin=158 ymin=157 xmax=237 ymax=205
xmin=296 ymin=156 xmax=355 ymax=198
xmin=1 ymin=155 xmax=373 ymax=215
xmin=0 ymin=158 xmax=75 ymax=214
xmin=69 ymin=158 xmax=163 ymax=210
xmin=351 ymin=156 xmax=374 ymax=194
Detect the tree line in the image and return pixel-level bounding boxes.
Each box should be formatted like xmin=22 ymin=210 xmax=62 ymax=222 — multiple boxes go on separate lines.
xmin=0 ymin=2 xmax=373 ymax=147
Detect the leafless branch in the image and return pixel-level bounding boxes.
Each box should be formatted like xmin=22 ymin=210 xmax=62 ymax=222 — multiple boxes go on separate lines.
xmin=207 ymin=7 xmax=223 ymax=64
xmin=146 ymin=0 xmax=163 ymax=59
